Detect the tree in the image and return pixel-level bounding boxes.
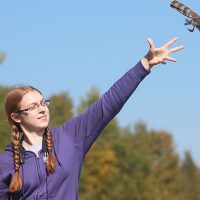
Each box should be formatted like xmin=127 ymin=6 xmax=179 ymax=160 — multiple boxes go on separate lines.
xmin=77 ymin=86 xmax=100 ymax=115
xmin=178 ymin=151 xmax=200 ymax=200
xmin=0 ymin=86 xmax=13 ymax=152
xmin=112 ymin=122 xmax=180 ymax=200
xmin=49 ymin=91 xmax=73 ymax=126
xmin=0 ymin=52 xmax=6 ymax=63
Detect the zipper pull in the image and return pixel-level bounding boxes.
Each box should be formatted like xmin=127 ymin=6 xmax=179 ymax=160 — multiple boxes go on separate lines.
xmin=36 ymin=152 xmax=40 ymax=159
xmin=43 ymin=152 xmax=48 ymax=163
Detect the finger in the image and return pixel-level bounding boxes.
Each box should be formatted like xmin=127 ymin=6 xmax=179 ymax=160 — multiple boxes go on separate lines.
xmin=164 ymin=56 xmax=176 ymax=62
xmin=169 ymin=45 xmax=184 ymax=53
xmin=147 ymin=37 xmax=155 ymax=49
xmin=164 ymin=37 xmax=178 ymax=48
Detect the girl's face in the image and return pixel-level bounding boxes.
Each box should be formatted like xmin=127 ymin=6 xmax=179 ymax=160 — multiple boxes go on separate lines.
xmin=12 ymin=90 xmax=50 ymax=133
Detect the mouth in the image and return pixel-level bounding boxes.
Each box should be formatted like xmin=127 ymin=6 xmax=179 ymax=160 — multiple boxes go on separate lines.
xmin=37 ymin=115 xmax=47 ymax=120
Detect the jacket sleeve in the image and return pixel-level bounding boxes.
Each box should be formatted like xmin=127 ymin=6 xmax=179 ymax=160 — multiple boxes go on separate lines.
xmin=63 ymin=61 xmax=150 ymax=156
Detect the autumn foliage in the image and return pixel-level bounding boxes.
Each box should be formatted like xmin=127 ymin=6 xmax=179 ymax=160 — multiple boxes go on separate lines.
xmin=0 ymin=86 xmax=200 ymax=200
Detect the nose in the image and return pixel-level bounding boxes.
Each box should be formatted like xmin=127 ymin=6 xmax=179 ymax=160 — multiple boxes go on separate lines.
xmin=37 ymin=104 xmax=46 ymax=112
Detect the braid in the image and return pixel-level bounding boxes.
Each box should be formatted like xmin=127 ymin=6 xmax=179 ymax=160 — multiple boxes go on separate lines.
xmin=8 ymin=124 xmax=22 ymax=192
xmin=45 ymin=128 xmax=56 ymax=174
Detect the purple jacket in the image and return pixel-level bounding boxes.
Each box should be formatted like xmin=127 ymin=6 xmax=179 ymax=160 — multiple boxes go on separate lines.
xmin=0 ymin=61 xmax=150 ymax=200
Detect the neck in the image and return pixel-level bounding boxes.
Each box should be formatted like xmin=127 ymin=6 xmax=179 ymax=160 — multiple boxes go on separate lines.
xmin=22 ymin=129 xmax=46 ymax=147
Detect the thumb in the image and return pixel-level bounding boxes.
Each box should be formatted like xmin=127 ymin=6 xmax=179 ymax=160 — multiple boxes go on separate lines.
xmin=147 ymin=37 xmax=155 ymax=49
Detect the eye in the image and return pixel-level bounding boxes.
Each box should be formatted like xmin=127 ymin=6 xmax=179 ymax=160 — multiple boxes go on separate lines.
xmin=41 ymin=99 xmax=49 ymax=106
xmin=40 ymin=100 xmax=46 ymax=106
xmin=27 ymin=104 xmax=38 ymax=111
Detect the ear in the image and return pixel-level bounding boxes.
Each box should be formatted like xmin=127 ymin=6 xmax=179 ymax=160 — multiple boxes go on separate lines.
xmin=11 ymin=113 xmax=22 ymax=123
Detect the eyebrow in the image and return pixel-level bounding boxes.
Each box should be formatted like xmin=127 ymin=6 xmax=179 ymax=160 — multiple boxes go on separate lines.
xmin=22 ymin=98 xmax=45 ymax=108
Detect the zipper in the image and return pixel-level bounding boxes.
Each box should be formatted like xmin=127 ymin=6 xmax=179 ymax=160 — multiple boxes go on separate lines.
xmin=35 ymin=153 xmax=42 ymax=182
xmin=34 ymin=151 xmax=49 ymax=200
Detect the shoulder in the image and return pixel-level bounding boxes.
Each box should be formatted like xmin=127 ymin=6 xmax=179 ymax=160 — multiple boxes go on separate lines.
xmin=49 ymin=116 xmax=84 ymax=145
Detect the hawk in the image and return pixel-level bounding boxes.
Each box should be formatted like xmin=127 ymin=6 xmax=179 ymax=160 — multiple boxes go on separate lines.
xmin=170 ymin=0 xmax=200 ymax=32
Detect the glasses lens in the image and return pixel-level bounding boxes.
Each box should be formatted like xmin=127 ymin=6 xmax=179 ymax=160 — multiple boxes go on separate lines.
xmin=45 ymin=100 xmax=50 ymax=106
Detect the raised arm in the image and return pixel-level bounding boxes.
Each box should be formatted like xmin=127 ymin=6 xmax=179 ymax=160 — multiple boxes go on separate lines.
xmin=63 ymin=37 xmax=184 ymax=155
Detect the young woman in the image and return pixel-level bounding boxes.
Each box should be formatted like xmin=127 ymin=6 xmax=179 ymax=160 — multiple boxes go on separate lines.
xmin=0 ymin=37 xmax=184 ymax=200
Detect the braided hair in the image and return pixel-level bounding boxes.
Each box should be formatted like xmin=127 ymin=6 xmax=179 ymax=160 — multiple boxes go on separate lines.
xmin=45 ymin=128 xmax=56 ymax=173
xmin=8 ymin=124 xmax=22 ymax=192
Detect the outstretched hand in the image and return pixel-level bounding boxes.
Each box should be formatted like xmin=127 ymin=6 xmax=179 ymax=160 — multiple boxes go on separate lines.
xmin=141 ymin=37 xmax=184 ymax=71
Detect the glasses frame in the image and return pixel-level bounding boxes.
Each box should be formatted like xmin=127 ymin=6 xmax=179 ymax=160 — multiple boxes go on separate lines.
xmin=16 ymin=99 xmax=50 ymax=113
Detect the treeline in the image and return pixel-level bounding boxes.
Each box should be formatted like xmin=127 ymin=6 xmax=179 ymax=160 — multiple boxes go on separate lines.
xmin=0 ymin=86 xmax=200 ymax=200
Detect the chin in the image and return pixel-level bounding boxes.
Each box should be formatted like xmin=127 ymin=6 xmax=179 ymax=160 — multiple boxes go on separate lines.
xmin=35 ymin=123 xmax=49 ymax=132
xmin=39 ymin=119 xmax=50 ymax=128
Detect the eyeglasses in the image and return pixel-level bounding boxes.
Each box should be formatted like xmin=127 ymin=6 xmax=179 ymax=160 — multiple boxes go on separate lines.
xmin=16 ymin=99 xmax=50 ymax=113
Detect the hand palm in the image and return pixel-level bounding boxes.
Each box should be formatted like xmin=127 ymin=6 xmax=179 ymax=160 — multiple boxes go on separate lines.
xmin=145 ymin=37 xmax=184 ymax=67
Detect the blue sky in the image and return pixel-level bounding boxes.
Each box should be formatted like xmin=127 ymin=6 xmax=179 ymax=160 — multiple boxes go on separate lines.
xmin=1 ymin=0 xmax=200 ymax=165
